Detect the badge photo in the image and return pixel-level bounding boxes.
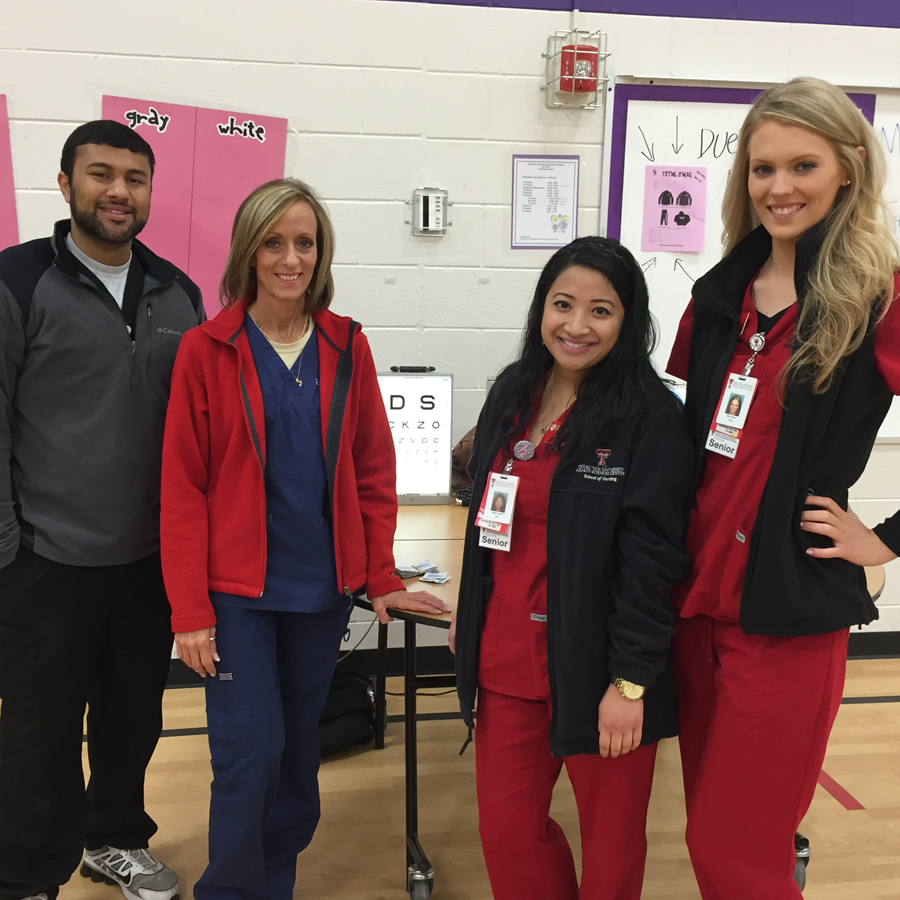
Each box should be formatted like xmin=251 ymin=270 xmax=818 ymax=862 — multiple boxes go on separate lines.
xmin=715 ymin=374 xmax=756 ymax=430
xmin=479 ymin=473 xmax=518 ymax=527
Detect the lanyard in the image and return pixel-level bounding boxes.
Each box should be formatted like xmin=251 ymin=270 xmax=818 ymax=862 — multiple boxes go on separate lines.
xmin=742 ymin=332 xmax=766 ymax=376
xmin=503 ymin=439 xmax=536 ymax=473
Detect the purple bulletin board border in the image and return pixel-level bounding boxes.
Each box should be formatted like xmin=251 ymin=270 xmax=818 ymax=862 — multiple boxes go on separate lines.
xmin=605 ymin=84 xmax=877 ymax=241
xmin=511 ymin=153 xmax=580 ymax=250
xmin=377 ymin=0 xmax=900 ymax=29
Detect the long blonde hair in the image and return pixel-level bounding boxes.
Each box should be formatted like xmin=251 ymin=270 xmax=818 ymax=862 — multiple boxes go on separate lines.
xmin=220 ymin=178 xmax=336 ymax=310
xmin=722 ymin=77 xmax=898 ymax=393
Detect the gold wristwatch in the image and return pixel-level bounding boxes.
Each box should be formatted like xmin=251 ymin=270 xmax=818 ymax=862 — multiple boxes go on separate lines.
xmin=611 ymin=676 xmax=646 ymax=701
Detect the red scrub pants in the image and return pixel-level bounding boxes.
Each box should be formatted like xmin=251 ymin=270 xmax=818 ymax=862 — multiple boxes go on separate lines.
xmin=475 ymin=687 xmax=658 ymax=900
xmin=671 ymin=615 xmax=848 ymax=900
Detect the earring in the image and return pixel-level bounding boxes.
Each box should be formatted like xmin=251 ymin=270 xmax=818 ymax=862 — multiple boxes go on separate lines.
xmin=844 ymin=180 xmax=851 ymax=186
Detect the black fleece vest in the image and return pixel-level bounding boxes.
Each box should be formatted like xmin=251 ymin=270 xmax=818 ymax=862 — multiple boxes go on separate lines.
xmin=684 ymin=225 xmax=891 ymax=636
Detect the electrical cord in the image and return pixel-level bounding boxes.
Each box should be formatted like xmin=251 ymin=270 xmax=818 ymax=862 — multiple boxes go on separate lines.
xmin=336 ymin=615 xmax=378 ymax=662
xmin=337 ymin=613 xmax=456 ymax=694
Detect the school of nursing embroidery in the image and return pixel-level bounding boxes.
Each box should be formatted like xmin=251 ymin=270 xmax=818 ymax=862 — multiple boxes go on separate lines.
xmin=576 ymin=449 xmax=625 ymax=483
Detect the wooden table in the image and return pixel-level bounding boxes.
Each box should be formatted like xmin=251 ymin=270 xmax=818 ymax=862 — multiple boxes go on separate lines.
xmin=355 ymin=503 xmax=466 ymax=900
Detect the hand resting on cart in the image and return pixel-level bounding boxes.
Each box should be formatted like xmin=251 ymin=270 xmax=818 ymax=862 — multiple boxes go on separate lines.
xmin=370 ymin=589 xmax=450 ymax=625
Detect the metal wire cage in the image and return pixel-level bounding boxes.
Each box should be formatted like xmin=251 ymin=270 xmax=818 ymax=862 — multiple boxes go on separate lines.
xmin=541 ymin=29 xmax=610 ymax=110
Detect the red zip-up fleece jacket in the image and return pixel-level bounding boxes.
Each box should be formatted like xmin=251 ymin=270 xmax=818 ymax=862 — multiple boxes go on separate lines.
xmin=160 ymin=299 xmax=404 ymax=633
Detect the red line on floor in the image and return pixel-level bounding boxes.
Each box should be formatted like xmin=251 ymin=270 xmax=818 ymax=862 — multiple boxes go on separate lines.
xmin=818 ymin=770 xmax=865 ymax=810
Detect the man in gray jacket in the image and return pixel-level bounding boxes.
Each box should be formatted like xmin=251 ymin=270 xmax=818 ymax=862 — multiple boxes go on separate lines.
xmin=0 ymin=120 xmax=204 ymax=900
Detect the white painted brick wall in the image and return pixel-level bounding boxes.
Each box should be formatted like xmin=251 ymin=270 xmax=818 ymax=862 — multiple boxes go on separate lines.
xmin=2 ymin=0 xmax=900 ymax=647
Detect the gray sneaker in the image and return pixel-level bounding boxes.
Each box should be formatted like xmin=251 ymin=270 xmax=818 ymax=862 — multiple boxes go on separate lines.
xmin=21 ymin=895 xmax=49 ymax=900
xmin=80 ymin=847 xmax=179 ymax=900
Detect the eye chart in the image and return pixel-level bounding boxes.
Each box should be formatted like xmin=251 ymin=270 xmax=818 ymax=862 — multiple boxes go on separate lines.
xmin=378 ymin=374 xmax=453 ymax=504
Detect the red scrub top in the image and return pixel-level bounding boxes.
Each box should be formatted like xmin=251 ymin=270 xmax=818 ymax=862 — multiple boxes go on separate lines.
xmin=668 ymin=277 xmax=900 ymax=623
xmin=478 ymin=411 xmax=569 ymax=701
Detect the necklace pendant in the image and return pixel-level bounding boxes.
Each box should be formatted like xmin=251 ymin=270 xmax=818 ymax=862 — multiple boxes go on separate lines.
xmin=295 ymin=378 xmax=302 ymax=386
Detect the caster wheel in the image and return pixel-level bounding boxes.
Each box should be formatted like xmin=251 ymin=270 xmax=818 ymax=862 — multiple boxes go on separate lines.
xmin=409 ymin=880 xmax=431 ymax=900
xmin=793 ymin=856 xmax=807 ymax=892
xmin=793 ymin=831 xmax=810 ymax=892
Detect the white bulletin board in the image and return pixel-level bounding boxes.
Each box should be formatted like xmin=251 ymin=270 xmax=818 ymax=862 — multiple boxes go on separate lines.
xmin=378 ymin=374 xmax=453 ymax=504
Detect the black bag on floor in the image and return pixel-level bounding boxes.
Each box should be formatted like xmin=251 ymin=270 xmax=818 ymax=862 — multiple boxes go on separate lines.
xmin=318 ymin=670 xmax=376 ymax=758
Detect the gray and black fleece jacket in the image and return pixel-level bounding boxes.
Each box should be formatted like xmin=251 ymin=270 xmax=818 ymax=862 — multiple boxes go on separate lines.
xmin=0 ymin=220 xmax=204 ymax=569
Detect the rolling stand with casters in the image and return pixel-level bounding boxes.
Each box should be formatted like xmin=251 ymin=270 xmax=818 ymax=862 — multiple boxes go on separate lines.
xmin=793 ymin=832 xmax=810 ymax=892
xmin=361 ymin=606 xmax=455 ymax=900
xmin=361 ymin=504 xmax=465 ymax=897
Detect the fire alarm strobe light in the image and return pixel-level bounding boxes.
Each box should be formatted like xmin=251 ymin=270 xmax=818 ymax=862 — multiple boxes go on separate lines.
xmin=558 ymin=44 xmax=599 ymax=94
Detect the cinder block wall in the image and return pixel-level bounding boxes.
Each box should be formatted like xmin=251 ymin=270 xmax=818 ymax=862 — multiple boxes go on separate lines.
xmin=3 ymin=0 xmax=899 ymax=645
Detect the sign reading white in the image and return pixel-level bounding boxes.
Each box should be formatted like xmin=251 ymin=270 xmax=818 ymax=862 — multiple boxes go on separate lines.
xmin=378 ymin=374 xmax=453 ymax=504
xmin=511 ymin=155 xmax=579 ymax=249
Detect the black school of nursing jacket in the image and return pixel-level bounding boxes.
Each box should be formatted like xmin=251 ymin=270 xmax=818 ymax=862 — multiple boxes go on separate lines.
xmin=680 ymin=223 xmax=900 ymax=637
xmin=455 ymin=371 xmax=693 ymax=756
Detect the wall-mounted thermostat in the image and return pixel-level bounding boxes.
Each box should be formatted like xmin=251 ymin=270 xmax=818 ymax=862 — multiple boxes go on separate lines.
xmin=411 ymin=188 xmax=449 ymax=237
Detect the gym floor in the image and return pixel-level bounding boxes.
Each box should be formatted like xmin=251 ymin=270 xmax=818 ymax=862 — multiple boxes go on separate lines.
xmin=54 ymin=657 xmax=900 ymax=900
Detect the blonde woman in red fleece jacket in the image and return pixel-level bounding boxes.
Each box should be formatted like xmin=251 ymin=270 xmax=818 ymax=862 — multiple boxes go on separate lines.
xmin=160 ymin=178 xmax=447 ymax=900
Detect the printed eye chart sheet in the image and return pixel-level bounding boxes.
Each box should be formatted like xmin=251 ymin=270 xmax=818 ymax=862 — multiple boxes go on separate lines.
xmin=377 ymin=374 xmax=453 ymax=503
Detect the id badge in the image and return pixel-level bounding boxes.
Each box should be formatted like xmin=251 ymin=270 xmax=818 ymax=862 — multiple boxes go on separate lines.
xmin=475 ymin=472 xmax=520 ymax=551
xmin=705 ymin=373 xmax=758 ymax=459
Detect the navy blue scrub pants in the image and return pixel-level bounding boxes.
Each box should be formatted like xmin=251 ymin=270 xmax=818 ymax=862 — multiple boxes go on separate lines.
xmin=195 ymin=601 xmax=351 ymax=900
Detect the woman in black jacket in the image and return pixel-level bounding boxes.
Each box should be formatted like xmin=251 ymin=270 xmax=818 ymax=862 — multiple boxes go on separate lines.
xmin=451 ymin=237 xmax=693 ymax=900
xmin=666 ymin=77 xmax=900 ymax=899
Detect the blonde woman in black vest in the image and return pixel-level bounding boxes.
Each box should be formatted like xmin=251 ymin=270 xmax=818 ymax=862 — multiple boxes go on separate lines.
xmin=667 ymin=77 xmax=900 ymax=898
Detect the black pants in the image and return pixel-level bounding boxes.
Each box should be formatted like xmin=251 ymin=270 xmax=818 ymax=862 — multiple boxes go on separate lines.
xmin=0 ymin=547 xmax=173 ymax=900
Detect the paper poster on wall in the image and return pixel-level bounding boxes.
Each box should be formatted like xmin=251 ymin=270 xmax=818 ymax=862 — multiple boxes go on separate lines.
xmin=102 ymin=96 xmax=286 ymax=316
xmin=0 ymin=96 xmax=19 ymax=251
xmin=641 ymin=165 xmax=706 ymax=253
xmin=188 ymin=107 xmax=287 ymax=313
xmin=511 ymin=155 xmax=579 ymax=249
xmin=101 ymin=97 xmax=197 ymax=272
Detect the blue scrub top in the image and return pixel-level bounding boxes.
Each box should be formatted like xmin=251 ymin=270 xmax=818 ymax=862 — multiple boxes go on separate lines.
xmin=211 ymin=315 xmax=343 ymax=614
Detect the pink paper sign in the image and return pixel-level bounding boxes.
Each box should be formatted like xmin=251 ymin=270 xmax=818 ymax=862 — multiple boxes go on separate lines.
xmin=0 ymin=96 xmax=19 ymax=251
xmin=101 ymin=96 xmax=197 ymax=272
xmin=189 ymin=108 xmax=287 ymax=315
xmin=641 ymin=165 xmax=707 ymax=253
